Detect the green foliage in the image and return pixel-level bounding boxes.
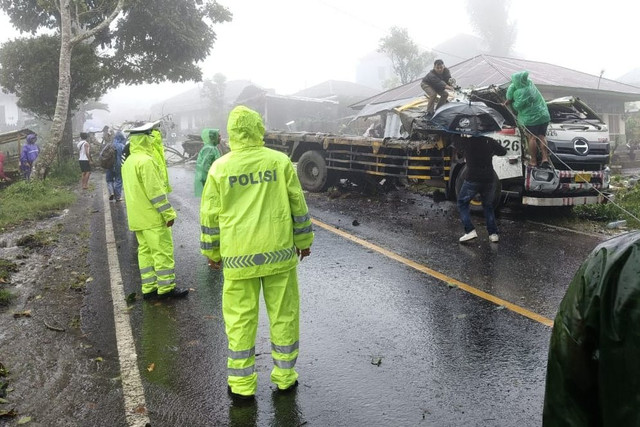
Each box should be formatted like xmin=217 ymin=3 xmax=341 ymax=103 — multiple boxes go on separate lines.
xmin=106 ymin=0 xmax=233 ymax=85
xmin=466 ymin=0 xmax=517 ymax=56
xmin=625 ymin=112 xmax=640 ymax=143
xmin=0 ymin=289 xmax=15 ymax=306
xmin=49 ymin=159 xmax=82 ymax=186
xmin=574 ymin=184 xmax=640 ymax=228
xmin=0 ymin=180 xmax=75 ymax=229
xmin=378 ymin=27 xmax=433 ymax=84
xmin=0 ymin=35 xmax=107 ymax=120
xmin=0 ymin=259 xmax=18 ymax=282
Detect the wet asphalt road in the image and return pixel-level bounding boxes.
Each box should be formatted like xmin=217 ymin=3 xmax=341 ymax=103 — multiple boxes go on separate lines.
xmin=89 ymin=164 xmax=604 ymax=426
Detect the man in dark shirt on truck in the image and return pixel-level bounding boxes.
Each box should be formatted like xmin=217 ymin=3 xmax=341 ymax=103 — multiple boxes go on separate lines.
xmin=421 ymin=59 xmax=455 ymax=116
xmin=454 ymin=135 xmax=507 ymax=243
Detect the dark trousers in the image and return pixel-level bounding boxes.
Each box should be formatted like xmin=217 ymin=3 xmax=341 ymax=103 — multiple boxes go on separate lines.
xmin=457 ymin=180 xmax=498 ymax=235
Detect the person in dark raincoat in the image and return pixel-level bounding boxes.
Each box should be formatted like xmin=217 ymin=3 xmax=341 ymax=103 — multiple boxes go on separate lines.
xmin=194 ymin=128 xmax=221 ymax=197
xmin=543 ymin=231 xmax=640 ymax=426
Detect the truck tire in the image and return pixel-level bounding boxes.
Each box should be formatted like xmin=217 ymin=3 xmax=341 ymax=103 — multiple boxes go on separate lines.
xmin=455 ymin=165 xmax=502 ymax=213
xmin=297 ymin=150 xmax=333 ymax=192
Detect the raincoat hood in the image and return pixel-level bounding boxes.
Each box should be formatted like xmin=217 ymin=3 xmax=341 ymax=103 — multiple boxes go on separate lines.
xmin=505 ymin=70 xmax=550 ymax=127
xmin=510 ymin=71 xmax=530 ymax=89
xmin=129 ymin=133 xmax=154 ymax=156
xmin=114 ymin=131 xmax=126 ymax=145
xmin=26 ymin=134 xmax=37 ymax=144
xmin=227 ymin=106 xmax=265 ymax=151
xmin=201 ymin=128 xmax=220 ymax=147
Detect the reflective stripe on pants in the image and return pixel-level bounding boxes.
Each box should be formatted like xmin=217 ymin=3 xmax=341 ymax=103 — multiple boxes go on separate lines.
xmin=135 ymin=226 xmax=176 ymax=295
xmin=222 ymin=268 xmax=300 ymax=395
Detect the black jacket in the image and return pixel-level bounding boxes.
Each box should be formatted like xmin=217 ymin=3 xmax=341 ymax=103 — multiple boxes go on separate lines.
xmin=421 ymin=67 xmax=452 ymax=93
xmin=455 ymin=137 xmax=506 ymax=183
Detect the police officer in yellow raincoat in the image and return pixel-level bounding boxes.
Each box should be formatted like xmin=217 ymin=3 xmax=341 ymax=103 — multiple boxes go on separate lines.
xmin=200 ymin=106 xmax=313 ymax=400
xmin=122 ymin=129 xmax=188 ymax=300
xmin=151 ymin=128 xmax=172 ymax=193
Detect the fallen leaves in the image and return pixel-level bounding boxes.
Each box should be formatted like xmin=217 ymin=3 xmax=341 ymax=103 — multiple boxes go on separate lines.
xmin=13 ymin=310 xmax=31 ymax=319
xmin=147 ymin=363 xmax=155 ymax=372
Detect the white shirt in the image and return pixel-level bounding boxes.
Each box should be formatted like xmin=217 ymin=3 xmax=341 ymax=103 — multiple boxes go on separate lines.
xmin=77 ymin=140 xmax=89 ymax=161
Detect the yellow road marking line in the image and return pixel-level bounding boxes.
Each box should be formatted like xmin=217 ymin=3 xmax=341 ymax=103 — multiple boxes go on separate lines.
xmin=312 ymin=218 xmax=554 ymax=328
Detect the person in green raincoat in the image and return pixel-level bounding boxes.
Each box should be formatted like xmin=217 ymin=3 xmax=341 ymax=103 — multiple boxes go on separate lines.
xmin=194 ymin=128 xmax=222 ymax=197
xmin=122 ymin=129 xmax=188 ymax=300
xmin=505 ymin=70 xmax=552 ymax=169
xmin=200 ymin=105 xmax=314 ymax=401
xmin=543 ymin=231 xmax=640 ymax=426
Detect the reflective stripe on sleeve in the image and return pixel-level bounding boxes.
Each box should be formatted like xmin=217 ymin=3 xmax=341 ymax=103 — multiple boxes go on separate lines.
xmin=150 ymin=195 xmax=166 ymax=204
xmin=200 ymin=241 xmax=220 ymax=250
xmin=293 ymin=225 xmax=313 ymax=235
xmin=201 ymin=226 xmax=220 ymax=235
xmin=157 ymin=203 xmax=172 ymax=213
xmin=293 ymin=213 xmax=310 ymax=223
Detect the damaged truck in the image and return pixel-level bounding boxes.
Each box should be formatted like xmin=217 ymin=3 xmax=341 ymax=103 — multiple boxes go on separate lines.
xmin=263 ymin=86 xmax=611 ymax=208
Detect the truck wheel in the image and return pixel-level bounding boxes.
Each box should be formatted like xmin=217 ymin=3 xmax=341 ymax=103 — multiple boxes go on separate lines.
xmin=297 ymin=150 xmax=332 ymax=192
xmin=455 ymin=165 xmax=502 ymax=213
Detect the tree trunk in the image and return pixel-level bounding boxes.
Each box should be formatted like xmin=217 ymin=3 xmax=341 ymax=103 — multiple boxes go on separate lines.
xmin=35 ymin=0 xmax=73 ymax=179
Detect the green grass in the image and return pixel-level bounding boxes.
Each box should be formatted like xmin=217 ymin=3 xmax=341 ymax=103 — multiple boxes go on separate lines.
xmin=0 ymin=289 xmax=16 ymax=306
xmin=574 ymin=182 xmax=640 ymax=228
xmin=0 ymin=160 xmax=77 ymax=229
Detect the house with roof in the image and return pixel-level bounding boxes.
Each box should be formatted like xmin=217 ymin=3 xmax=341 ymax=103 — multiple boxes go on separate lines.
xmin=351 ymin=55 xmax=640 ymax=144
xmin=149 ymin=79 xmax=254 ymax=138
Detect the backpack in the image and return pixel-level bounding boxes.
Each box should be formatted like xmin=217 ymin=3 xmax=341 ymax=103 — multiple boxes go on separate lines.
xmin=99 ymin=143 xmax=116 ymax=169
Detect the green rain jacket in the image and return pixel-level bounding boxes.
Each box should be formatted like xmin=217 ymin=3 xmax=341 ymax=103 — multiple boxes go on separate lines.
xmin=543 ymin=231 xmax=640 ymax=426
xmin=151 ymin=129 xmax=172 ymax=193
xmin=200 ymin=106 xmax=314 ymax=280
xmin=505 ymin=71 xmax=550 ymax=127
xmin=122 ymin=133 xmax=177 ymax=231
xmin=194 ymin=128 xmax=222 ymax=197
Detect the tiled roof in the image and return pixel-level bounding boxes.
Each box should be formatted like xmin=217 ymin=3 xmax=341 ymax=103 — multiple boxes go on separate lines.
xmin=351 ymin=55 xmax=640 ymax=109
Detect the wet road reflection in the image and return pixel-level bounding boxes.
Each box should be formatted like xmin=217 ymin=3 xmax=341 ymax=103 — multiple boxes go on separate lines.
xmin=103 ymin=166 xmax=601 ymax=426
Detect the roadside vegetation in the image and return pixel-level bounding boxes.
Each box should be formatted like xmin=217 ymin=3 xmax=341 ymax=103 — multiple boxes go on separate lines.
xmin=574 ymin=175 xmax=640 ymax=229
xmin=0 ymin=160 xmax=78 ymax=229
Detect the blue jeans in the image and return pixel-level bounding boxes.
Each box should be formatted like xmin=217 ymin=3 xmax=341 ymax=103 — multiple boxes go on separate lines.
xmin=457 ymin=180 xmax=498 ymax=235
xmin=106 ymin=169 xmax=122 ymax=198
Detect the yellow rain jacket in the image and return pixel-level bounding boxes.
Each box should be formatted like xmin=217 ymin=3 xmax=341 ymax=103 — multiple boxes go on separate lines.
xmin=200 ymin=106 xmax=313 ymax=280
xmin=151 ymin=129 xmax=172 ymax=193
xmin=122 ymin=133 xmax=177 ymax=230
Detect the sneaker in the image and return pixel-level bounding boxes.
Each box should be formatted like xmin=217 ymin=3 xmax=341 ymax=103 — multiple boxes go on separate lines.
xmin=489 ymin=234 xmax=499 ymax=243
xmin=109 ymin=194 xmax=115 ymax=200
xmin=115 ymin=197 xmax=123 ymax=202
xmin=227 ymin=386 xmax=255 ymax=401
xmin=459 ymin=229 xmax=478 ymax=242
xmin=157 ymin=287 xmax=189 ymax=299
xmin=276 ymin=380 xmax=299 ymax=393
xmin=142 ymin=290 xmax=158 ymax=300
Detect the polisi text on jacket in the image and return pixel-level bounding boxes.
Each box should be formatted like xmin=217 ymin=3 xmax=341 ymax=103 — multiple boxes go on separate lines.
xmin=229 ymin=170 xmax=277 ymax=188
